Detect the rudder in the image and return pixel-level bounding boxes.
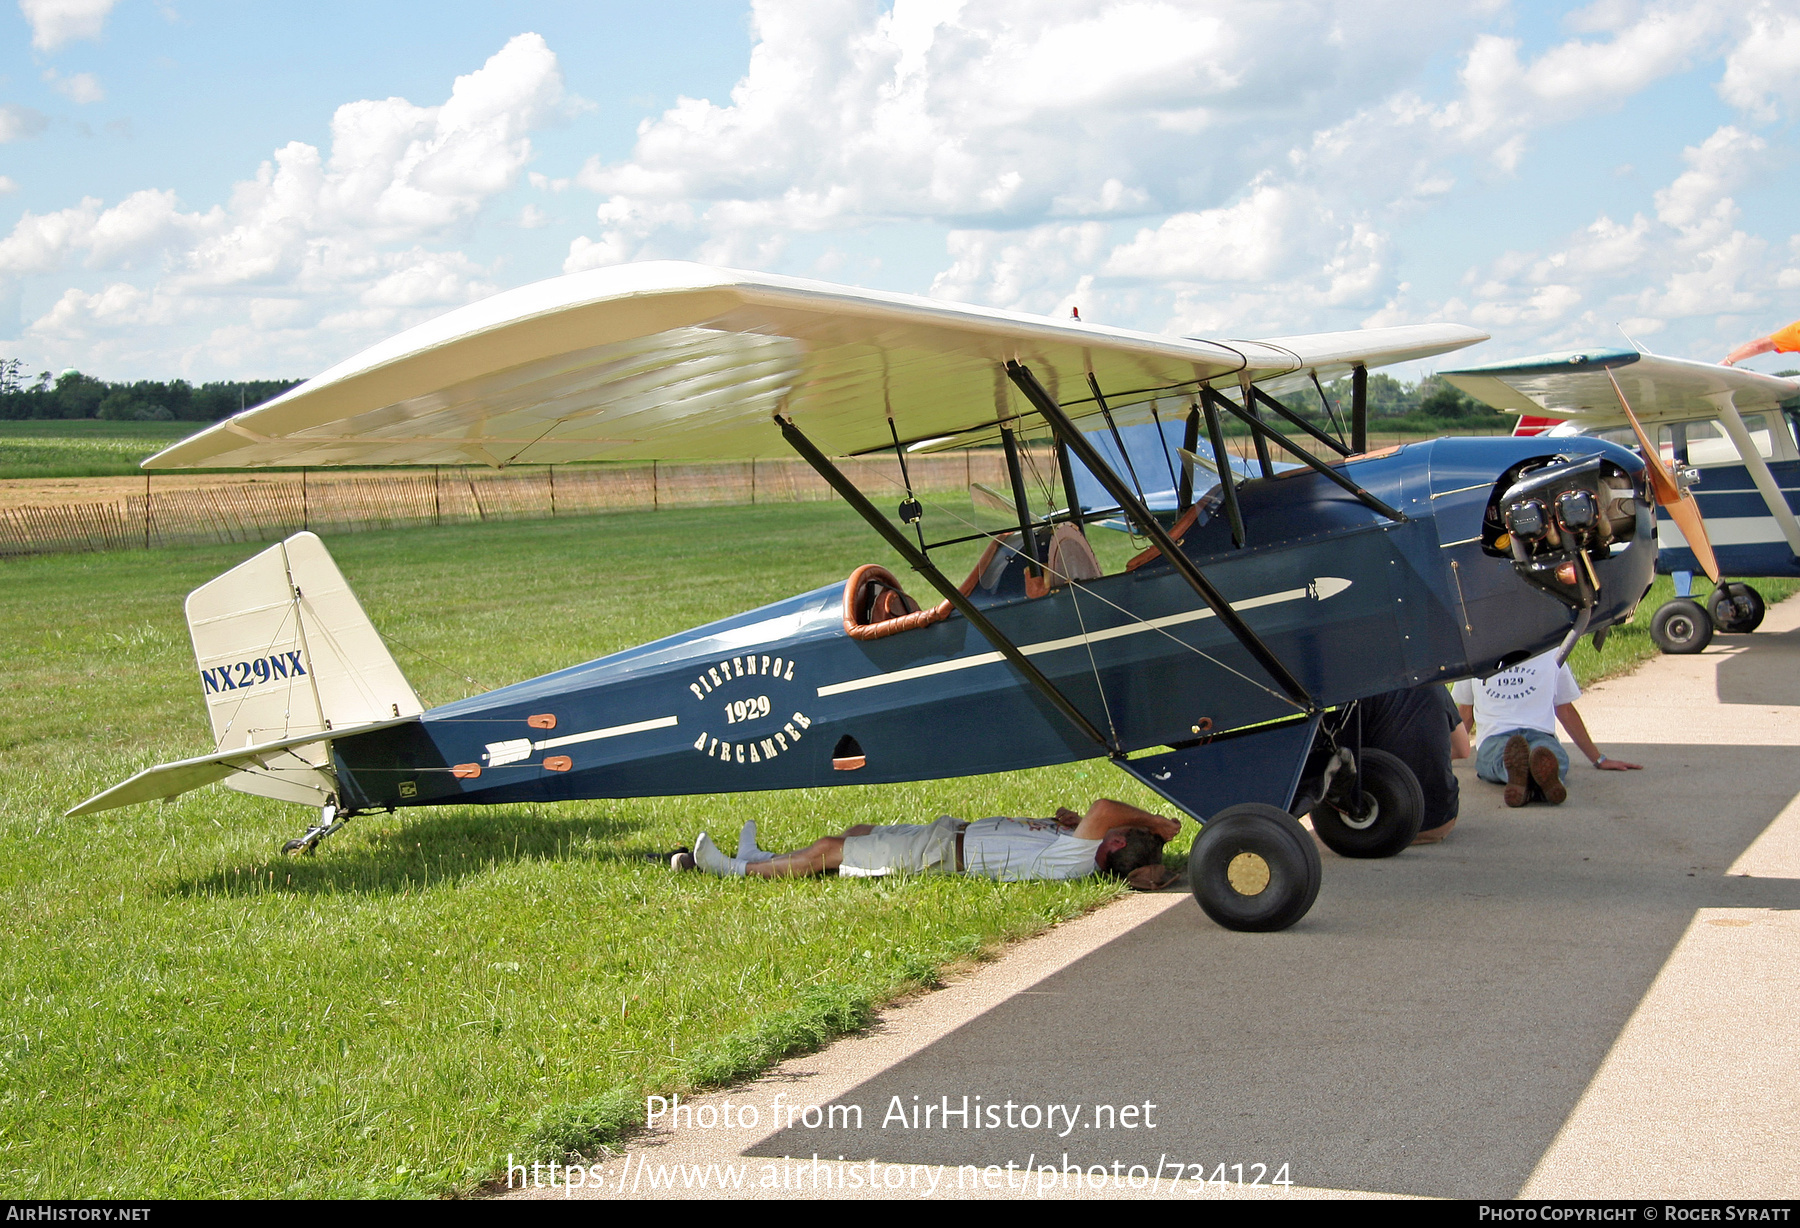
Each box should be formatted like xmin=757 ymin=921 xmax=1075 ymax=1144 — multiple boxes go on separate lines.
xmin=185 ymin=532 xmax=422 ymax=805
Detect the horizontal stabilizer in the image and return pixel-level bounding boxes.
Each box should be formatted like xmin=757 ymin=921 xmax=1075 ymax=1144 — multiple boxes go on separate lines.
xmin=65 ymin=716 xmax=417 ymax=817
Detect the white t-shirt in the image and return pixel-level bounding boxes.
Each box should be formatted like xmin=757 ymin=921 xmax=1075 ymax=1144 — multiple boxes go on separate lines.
xmin=1450 ymin=651 xmax=1581 ymax=739
xmin=959 ymin=817 xmax=1103 ymax=882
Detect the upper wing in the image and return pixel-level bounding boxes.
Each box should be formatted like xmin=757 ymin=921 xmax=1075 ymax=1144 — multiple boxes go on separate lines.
xmin=1442 ymin=348 xmax=1800 ymax=427
xmin=146 ymin=261 xmax=1487 ymax=470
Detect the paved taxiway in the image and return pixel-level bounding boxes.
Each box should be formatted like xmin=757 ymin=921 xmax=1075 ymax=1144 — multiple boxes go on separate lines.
xmin=507 ymin=600 xmax=1800 ymax=1200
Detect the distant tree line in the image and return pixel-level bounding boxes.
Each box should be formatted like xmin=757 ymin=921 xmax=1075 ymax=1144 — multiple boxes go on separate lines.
xmin=1317 ymin=372 xmax=1499 ymax=428
xmin=0 ymin=362 xmax=302 ymax=422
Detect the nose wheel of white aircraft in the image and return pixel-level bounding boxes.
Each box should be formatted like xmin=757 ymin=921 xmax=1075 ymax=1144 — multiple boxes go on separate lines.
xmin=1307 ymin=747 xmax=1425 ymax=859
xmin=1707 ymin=582 xmax=1766 ymax=634
xmin=1190 ymin=803 xmax=1322 ymax=932
xmin=1650 ymin=598 xmax=1712 ymax=654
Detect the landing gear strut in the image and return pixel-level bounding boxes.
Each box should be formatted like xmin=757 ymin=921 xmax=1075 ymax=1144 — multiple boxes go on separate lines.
xmin=282 ymin=796 xmax=355 ymax=856
xmin=1708 ymin=581 xmax=1766 ymax=633
xmin=1291 ymin=706 xmax=1426 ymax=859
xmin=1307 ymin=746 xmax=1425 ymax=859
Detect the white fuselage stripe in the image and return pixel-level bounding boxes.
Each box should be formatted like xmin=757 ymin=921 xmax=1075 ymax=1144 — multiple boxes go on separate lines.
xmin=534 ymin=715 xmax=679 ymax=750
xmin=1658 ymin=516 xmax=1791 ymax=548
xmin=816 ymin=582 xmax=1336 ymax=698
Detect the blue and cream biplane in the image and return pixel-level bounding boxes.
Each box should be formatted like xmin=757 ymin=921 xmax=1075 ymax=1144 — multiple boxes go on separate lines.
xmin=70 ymin=263 xmax=1664 ymax=930
xmin=1444 ymin=348 xmax=1800 ymax=653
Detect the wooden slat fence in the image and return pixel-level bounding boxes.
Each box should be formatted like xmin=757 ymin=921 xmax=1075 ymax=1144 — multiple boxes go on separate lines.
xmin=0 ymin=430 xmax=1482 ymax=559
xmin=0 ymin=453 xmax=1018 ymax=559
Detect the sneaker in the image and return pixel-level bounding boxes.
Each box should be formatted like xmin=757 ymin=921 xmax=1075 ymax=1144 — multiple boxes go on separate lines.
xmin=694 ymin=832 xmax=746 ymax=877
xmin=669 ymin=848 xmax=696 ymax=871
xmin=738 ymin=820 xmax=775 ymax=863
xmin=1411 ymin=817 xmax=1457 ymax=845
xmin=1530 ymin=747 xmax=1566 ymax=804
xmin=1502 ymin=735 xmax=1531 ymax=808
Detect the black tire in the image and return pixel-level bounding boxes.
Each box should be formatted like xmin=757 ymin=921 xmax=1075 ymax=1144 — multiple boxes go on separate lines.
xmin=1650 ymin=599 xmax=1713 ymax=654
xmin=1190 ymin=803 xmax=1322 ymax=932
xmin=1708 ymin=582 xmax=1766 ymax=633
xmin=1309 ymin=747 xmax=1425 ymax=859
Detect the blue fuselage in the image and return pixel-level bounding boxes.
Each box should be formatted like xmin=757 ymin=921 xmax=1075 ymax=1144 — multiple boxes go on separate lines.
xmin=333 ymin=437 xmax=1654 ymax=811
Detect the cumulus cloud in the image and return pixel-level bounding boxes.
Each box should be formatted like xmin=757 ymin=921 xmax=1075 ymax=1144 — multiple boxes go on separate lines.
xmin=42 ymin=69 xmax=105 ymax=104
xmin=18 ymin=0 xmax=118 ymax=50
xmin=1424 ymin=124 xmax=1785 ymax=348
xmin=552 ymin=0 xmax=1790 ymax=351
xmin=1718 ymin=1 xmax=1800 ymax=122
xmin=564 ymin=0 xmax=1475 ymax=280
xmin=1444 ymin=2 xmax=1725 ymax=155
xmin=0 ymin=33 xmax=567 ymax=374
xmin=7 ymin=2 xmax=1798 ymax=378
xmin=0 ymin=104 xmax=49 ymax=143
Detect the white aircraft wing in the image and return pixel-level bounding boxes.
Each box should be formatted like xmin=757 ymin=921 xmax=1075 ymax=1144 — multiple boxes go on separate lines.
xmin=1441 ymin=348 xmax=1800 ymax=426
xmin=145 ymin=261 xmax=1487 ymax=470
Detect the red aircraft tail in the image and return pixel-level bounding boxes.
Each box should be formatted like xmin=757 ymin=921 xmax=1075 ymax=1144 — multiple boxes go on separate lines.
xmin=1511 ymin=415 xmax=1563 ymax=436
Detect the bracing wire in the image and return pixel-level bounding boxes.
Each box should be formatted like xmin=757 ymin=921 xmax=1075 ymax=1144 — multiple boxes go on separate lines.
xmin=213 ymin=596 xmax=304 ymax=749
xmin=862 ymin=463 xmax=1305 ymax=712
xmin=1310 ymin=371 xmax=1349 ymax=449
xmin=1067 ymin=580 xmax=1120 ymax=746
xmin=377 ymin=630 xmax=494 ymax=698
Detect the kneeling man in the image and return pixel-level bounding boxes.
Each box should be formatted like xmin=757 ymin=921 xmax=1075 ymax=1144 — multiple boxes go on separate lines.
xmin=686 ymin=799 xmax=1178 ymax=888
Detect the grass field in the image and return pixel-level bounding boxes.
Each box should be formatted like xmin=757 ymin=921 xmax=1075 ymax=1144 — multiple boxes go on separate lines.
xmin=0 ymin=419 xmax=200 ymax=479
xmin=0 ymin=503 xmax=1167 ymax=1198
xmin=1 ymin=500 xmax=1789 ymax=1197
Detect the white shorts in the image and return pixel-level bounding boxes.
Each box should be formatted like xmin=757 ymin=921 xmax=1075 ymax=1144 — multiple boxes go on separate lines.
xmin=838 ymin=816 xmax=961 ymax=877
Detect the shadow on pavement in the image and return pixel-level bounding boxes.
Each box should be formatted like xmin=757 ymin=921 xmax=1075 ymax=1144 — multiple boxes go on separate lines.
xmin=1717 ymin=623 xmax=1800 ymax=706
xmin=745 ymin=737 xmax=1800 ymax=1198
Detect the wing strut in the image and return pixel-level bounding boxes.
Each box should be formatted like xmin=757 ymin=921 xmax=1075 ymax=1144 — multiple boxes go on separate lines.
xmin=1207 ymin=386 xmax=1406 ymax=523
xmin=1249 ymin=384 xmax=1352 ymax=457
xmin=1176 ymin=406 xmax=1200 ymax=512
xmin=1713 ymin=401 xmax=1800 ymax=563
xmin=1198 ymin=388 xmax=1248 ymax=547
xmin=1005 ymin=362 xmax=1316 ymax=714
xmin=999 ymin=419 xmax=1042 ymax=578
xmin=1239 ymin=374 xmax=1276 ymax=479
xmin=1054 ymin=436 xmax=1086 ymax=530
xmin=777 ymin=414 xmax=1114 ymax=751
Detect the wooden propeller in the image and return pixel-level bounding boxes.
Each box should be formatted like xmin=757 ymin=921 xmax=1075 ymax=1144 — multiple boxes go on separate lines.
xmin=1606 ymin=368 xmax=1719 ymax=583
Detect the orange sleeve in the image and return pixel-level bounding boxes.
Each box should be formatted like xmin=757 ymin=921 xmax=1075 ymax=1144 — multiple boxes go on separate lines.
xmin=1770 ymin=320 xmax=1800 ymax=353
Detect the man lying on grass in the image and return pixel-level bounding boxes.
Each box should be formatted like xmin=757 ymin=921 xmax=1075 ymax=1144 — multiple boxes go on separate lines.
xmin=682 ymin=799 xmax=1181 ymax=889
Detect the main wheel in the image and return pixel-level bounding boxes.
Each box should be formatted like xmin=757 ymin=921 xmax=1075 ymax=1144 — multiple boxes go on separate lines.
xmin=1708 ymin=582 xmax=1766 ymax=633
xmin=1650 ymin=598 xmax=1712 ymax=654
xmin=1309 ymin=747 xmax=1425 ymax=859
xmin=1190 ymin=803 xmax=1322 ymax=932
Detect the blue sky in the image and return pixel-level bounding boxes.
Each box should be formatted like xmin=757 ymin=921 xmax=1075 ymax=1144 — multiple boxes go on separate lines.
xmin=2 ymin=0 xmax=1797 ymax=381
